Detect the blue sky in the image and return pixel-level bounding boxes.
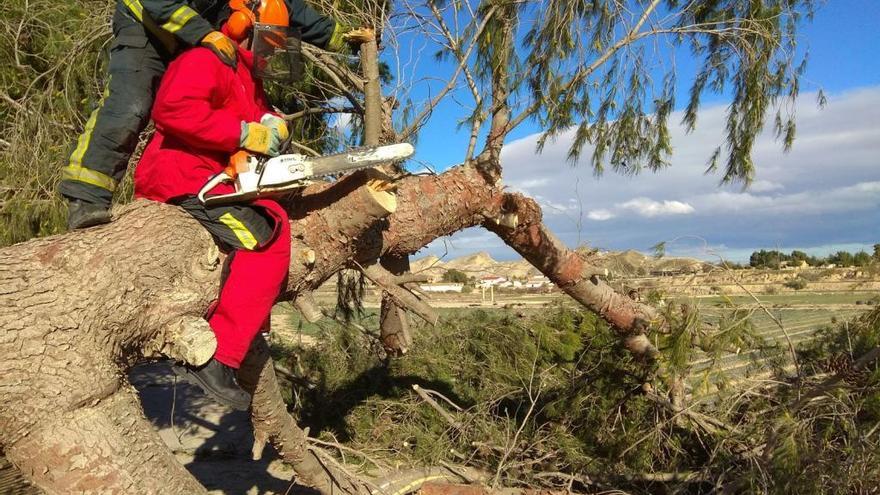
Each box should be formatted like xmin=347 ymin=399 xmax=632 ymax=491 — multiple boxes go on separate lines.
xmin=379 ymin=1 xmax=880 ymax=262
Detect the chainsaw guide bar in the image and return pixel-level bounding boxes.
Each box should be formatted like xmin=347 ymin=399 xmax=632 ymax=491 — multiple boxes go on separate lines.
xmin=198 ymin=143 xmax=414 ymax=206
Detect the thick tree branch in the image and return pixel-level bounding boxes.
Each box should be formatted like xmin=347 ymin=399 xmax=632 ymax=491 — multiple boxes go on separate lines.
xmin=239 ymin=336 xmax=368 ymax=495
xmin=484 ymin=193 xmax=660 ymax=357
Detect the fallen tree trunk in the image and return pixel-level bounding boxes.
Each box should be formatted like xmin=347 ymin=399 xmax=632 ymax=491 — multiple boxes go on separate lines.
xmin=0 ymin=160 xmax=659 ymax=493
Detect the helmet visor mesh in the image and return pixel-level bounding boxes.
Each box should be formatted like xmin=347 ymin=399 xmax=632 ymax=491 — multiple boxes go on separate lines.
xmin=252 ymin=24 xmax=303 ymax=82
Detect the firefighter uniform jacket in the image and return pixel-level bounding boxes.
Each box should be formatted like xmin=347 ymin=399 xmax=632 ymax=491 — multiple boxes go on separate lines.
xmin=122 ymin=0 xmax=336 ymax=49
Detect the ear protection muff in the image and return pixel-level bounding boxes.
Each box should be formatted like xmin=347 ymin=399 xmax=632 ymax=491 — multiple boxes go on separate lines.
xmin=227 ymin=0 xmax=257 ymax=42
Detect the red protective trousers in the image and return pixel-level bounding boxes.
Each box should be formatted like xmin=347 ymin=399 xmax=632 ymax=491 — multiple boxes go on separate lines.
xmin=209 ymin=200 xmax=291 ymax=368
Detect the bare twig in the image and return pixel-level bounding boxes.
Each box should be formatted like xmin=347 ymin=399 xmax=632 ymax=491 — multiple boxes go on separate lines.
xmin=730 ymin=277 xmax=801 ymax=377
xmin=307 ymin=437 xmax=389 ymax=470
xmin=790 ymin=346 xmax=880 ymax=412
xmin=642 ymin=386 xmax=731 ymax=435
xmin=492 ymin=354 xmax=542 ymax=489
xmin=400 ymin=6 xmax=498 ymax=140
xmin=420 ymin=387 xmax=464 ymax=412
xmin=412 ymin=384 xmax=462 ymax=429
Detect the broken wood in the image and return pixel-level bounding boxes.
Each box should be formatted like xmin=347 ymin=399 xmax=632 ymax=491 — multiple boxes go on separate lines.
xmin=361 ymin=261 xmax=439 ymax=326
xmin=294 ymin=291 xmax=324 ymax=323
xmin=380 ymin=254 xmax=414 ymax=356
xmin=150 ymin=315 xmax=216 ymax=367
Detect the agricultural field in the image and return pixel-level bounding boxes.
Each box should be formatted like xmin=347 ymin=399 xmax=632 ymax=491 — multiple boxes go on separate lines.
xmin=273 ymin=281 xmax=878 ymax=395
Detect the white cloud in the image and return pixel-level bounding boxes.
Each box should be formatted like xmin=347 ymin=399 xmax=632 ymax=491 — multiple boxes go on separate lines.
xmin=420 ymin=88 xmax=880 ymax=261
xmin=512 ymin=178 xmax=551 ymax=189
xmin=534 ymin=194 xmax=578 ymax=214
xmin=588 ymin=209 xmax=616 ymax=221
xmin=330 ymin=112 xmax=353 ymax=132
xmin=693 ymin=181 xmax=880 ymax=215
xmin=618 ymin=198 xmax=695 ymax=217
xmin=432 ymin=86 xmax=880 ymax=261
xmin=750 ymin=180 xmax=784 ymax=193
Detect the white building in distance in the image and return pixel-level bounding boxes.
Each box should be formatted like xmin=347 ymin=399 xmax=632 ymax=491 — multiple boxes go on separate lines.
xmin=478 ymin=275 xmax=506 ymax=288
xmin=525 ymin=276 xmax=550 ymax=289
xmin=419 ymin=283 xmax=464 ymax=293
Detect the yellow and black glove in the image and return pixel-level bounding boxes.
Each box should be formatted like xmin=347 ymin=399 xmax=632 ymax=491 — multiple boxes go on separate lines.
xmin=201 ymin=31 xmax=238 ymax=68
xmin=240 ymin=122 xmax=283 ymax=157
xmin=260 ymin=113 xmax=289 ymax=142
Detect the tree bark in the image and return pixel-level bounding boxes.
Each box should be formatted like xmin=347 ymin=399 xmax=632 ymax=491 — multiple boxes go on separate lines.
xmin=358 ymin=38 xmax=415 ymax=357
xmin=0 ymin=162 xmax=658 ymax=493
xmin=484 ymin=193 xmax=660 ymax=357
xmin=378 ymin=254 xmax=414 ymax=355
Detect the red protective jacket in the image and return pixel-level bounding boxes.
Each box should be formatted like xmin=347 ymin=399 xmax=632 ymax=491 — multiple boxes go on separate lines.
xmin=134 ymin=44 xmax=291 ymax=370
xmin=134 ymin=45 xmax=270 ymax=202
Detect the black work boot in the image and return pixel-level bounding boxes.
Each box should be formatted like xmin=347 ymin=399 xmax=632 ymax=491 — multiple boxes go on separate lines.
xmin=172 ymin=358 xmax=252 ymax=411
xmin=67 ymin=199 xmax=112 ymax=230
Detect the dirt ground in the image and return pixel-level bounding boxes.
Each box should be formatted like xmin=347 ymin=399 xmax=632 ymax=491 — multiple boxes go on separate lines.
xmin=132 ymin=362 xmax=302 ymax=495
xmin=1 ymin=362 xmax=303 ymax=495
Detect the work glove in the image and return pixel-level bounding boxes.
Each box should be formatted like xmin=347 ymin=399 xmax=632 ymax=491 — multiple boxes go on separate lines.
xmin=327 ymin=22 xmax=376 ymax=52
xmin=240 ymin=121 xmax=283 ymax=157
xmin=260 ymin=113 xmax=289 ymax=142
xmin=201 ymin=31 xmax=238 ymax=68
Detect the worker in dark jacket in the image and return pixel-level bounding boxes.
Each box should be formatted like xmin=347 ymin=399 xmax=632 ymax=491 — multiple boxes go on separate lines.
xmin=60 ymin=0 xmax=356 ymax=229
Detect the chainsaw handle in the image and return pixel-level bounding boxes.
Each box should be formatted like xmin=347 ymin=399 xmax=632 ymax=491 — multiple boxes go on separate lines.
xmin=197 ymin=172 xmax=233 ymax=205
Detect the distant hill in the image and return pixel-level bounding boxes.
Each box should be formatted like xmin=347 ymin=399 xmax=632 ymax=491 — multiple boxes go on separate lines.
xmin=411 ymin=250 xmax=713 ymax=281
xmin=594 ymin=249 xmax=712 ymax=276
xmin=410 ymin=251 xmax=538 ymax=281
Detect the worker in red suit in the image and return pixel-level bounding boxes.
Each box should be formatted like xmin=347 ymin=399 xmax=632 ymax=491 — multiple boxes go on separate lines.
xmin=135 ymin=0 xmax=371 ymax=409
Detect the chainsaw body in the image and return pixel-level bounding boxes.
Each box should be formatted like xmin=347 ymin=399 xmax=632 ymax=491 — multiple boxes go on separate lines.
xmin=198 ymin=143 xmax=414 ymax=206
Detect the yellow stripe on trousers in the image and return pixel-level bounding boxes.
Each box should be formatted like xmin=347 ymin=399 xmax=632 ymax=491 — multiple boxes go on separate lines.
xmin=219 ymin=213 xmax=259 ymax=250
xmin=63 ymin=80 xmax=116 ymax=192
xmin=61 ymin=165 xmax=117 ymax=192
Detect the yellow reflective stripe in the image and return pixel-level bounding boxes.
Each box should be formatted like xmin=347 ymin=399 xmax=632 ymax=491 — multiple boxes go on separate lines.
xmin=161 ymin=5 xmax=199 ymax=34
xmin=68 ymin=79 xmax=111 ymax=180
xmin=61 ymin=165 xmax=117 ymax=192
xmin=122 ymin=0 xmax=144 ymax=21
xmin=219 ymin=213 xmax=258 ymax=250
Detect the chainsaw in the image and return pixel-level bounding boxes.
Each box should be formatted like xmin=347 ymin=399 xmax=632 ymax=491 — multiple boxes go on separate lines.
xmin=197 ymin=142 xmax=415 ymax=206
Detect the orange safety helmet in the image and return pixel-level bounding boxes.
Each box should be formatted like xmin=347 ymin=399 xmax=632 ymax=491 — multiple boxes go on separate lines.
xmin=226 ymin=0 xmax=290 ymax=43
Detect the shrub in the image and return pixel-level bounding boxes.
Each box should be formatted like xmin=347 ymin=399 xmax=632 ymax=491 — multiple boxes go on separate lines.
xmin=441 ymin=269 xmax=469 ymax=283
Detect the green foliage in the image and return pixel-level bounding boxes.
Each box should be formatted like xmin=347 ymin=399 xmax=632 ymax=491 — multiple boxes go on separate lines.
xmin=748 ymin=248 xmax=877 ymax=269
xmin=0 ymin=0 xmax=113 ymax=245
xmin=828 ymin=250 xmax=854 ymax=267
xmin=275 ymin=304 xmax=879 ymax=492
xmin=784 ymin=277 xmax=808 ymax=290
xmin=519 ymin=0 xmax=814 ymax=184
xmin=285 ymin=306 xmax=668 ymax=478
xmin=441 ymin=268 xmax=469 ymax=284
xmin=853 ymin=250 xmax=873 ymax=267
